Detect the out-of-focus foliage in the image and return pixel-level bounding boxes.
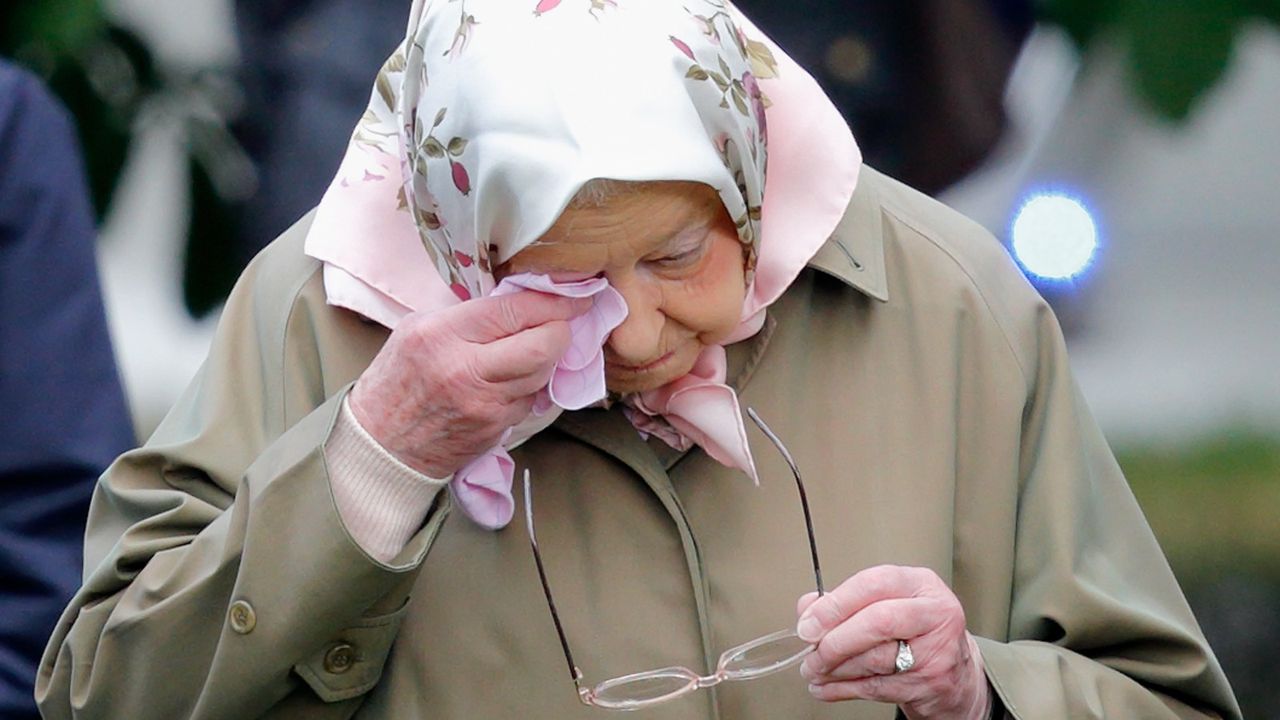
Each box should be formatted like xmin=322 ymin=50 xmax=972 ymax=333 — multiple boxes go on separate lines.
xmin=2 ymin=0 xmax=251 ymax=317
xmin=2 ymin=0 xmax=102 ymax=63
xmin=1120 ymin=434 xmax=1280 ymax=719
xmin=1040 ymin=0 xmax=1280 ymax=121
xmin=1119 ymin=433 xmax=1280 ymax=578
xmin=1 ymin=0 xmax=155 ymax=219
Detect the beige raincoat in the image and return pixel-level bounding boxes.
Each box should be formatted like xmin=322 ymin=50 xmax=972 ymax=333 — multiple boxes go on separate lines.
xmin=37 ymin=167 xmax=1239 ymax=719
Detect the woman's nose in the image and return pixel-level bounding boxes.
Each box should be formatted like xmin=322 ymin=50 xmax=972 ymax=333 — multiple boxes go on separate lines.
xmin=606 ymin=279 xmax=664 ymax=364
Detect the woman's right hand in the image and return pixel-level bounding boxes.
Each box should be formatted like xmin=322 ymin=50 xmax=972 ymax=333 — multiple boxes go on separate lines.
xmin=349 ymin=291 xmax=591 ymax=477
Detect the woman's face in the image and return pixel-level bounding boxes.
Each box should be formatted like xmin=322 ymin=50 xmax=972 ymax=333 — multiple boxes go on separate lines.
xmin=501 ymin=181 xmax=746 ymax=394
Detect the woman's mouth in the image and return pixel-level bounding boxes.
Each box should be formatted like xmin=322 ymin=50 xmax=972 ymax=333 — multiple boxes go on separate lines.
xmin=607 ymin=351 xmax=675 ymax=374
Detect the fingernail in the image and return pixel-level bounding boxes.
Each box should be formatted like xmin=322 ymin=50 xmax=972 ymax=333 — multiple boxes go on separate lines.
xmin=808 ymin=683 xmax=822 ymax=697
xmin=797 ymin=613 xmax=822 ymax=642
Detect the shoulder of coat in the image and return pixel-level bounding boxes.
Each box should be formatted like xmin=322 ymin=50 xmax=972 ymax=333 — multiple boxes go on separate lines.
xmin=831 ymin=166 xmax=1054 ymax=390
xmin=237 ymin=208 xmax=329 ymax=325
xmin=246 ymin=208 xmax=323 ymax=289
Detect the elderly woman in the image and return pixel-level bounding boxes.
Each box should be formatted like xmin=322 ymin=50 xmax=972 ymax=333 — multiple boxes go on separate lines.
xmin=38 ymin=1 xmax=1237 ymax=718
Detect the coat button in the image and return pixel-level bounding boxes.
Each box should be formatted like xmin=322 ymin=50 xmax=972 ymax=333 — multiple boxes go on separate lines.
xmin=228 ymin=600 xmax=256 ymax=634
xmin=323 ymin=643 xmax=356 ymax=674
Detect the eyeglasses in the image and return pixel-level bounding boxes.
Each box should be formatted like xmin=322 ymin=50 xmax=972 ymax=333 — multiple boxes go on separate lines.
xmin=523 ymin=408 xmax=825 ymax=711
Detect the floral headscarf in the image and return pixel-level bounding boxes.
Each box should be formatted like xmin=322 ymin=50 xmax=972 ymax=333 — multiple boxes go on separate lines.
xmin=305 ymin=0 xmax=862 ymax=528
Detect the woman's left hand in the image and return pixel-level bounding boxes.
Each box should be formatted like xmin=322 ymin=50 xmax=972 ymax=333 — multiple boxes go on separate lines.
xmin=795 ymin=565 xmax=991 ymax=720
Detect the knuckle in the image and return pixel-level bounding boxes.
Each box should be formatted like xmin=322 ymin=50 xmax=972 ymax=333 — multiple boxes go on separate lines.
xmin=459 ymin=354 xmax=491 ymax=387
xmin=813 ymin=641 xmax=843 ymax=671
xmin=909 ymin=565 xmax=939 ymax=586
xmin=868 ymin=607 xmax=899 ymax=640
xmin=819 ymin=632 xmax=853 ymax=663
xmin=858 ymin=565 xmax=896 ymax=596
xmin=545 ymin=320 xmax=573 ymax=351
xmin=857 ymin=674 xmax=889 ymax=699
xmin=524 ymin=341 xmax=557 ymax=368
xmin=940 ymin=594 xmax=964 ymax=619
xmin=499 ymin=297 xmax=525 ymax=335
xmin=811 ymin=596 xmax=847 ymax=631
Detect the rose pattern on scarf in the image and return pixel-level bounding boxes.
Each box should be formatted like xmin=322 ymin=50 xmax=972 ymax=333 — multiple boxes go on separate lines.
xmin=420 ymin=111 xmax=471 ymax=197
xmin=588 ymin=0 xmax=619 ymax=18
xmin=533 ymin=0 xmax=561 ymax=16
xmin=534 ymin=0 xmax=615 ymax=19
xmin=669 ymin=35 xmax=695 ymax=61
xmin=673 ymin=5 xmax=774 ymax=275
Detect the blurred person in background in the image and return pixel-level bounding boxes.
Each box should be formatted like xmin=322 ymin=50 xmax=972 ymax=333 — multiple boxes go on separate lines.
xmin=733 ymin=0 xmax=1034 ymax=194
xmin=36 ymin=2 xmax=1238 ymax=718
xmin=0 ymin=59 xmax=134 ymax=720
xmin=231 ymin=0 xmax=408 ymax=264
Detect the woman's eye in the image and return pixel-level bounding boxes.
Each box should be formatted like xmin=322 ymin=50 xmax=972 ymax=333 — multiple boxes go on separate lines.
xmin=660 ymin=248 xmax=699 ymax=264
xmin=652 ymin=240 xmax=707 ymax=268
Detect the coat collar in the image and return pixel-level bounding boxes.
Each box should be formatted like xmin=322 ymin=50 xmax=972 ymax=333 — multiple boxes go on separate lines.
xmin=806 ymin=165 xmax=890 ymax=303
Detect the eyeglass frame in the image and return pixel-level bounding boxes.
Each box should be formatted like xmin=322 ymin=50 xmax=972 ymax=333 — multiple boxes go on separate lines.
xmin=522 ymin=407 xmax=826 ymax=710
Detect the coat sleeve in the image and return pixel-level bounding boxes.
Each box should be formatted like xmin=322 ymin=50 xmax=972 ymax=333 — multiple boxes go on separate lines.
xmin=34 ymin=227 xmax=450 ymax=720
xmin=975 ymin=298 xmax=1241 ymax=719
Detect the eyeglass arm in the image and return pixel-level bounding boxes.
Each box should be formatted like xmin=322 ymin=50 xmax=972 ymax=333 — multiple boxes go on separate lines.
xmin=523 ymin=470 xmax=589 ymax=693
xmin=746 ymin=408 xmax=825 ymax=596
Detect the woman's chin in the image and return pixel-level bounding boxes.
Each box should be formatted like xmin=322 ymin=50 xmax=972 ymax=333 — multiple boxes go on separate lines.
xmin=606 ymin=375 xmax=668 ymax=395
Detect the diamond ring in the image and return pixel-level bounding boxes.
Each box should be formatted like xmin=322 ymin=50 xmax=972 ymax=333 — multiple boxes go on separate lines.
xmin=894 ymin=640 xmax=915 ymax=673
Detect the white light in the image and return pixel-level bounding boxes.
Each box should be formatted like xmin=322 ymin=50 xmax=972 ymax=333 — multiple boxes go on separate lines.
xmin=1011 ymin=193 xmax=1098 ymax=281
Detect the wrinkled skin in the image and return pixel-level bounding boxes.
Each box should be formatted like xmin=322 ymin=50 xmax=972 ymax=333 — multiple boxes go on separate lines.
xmin=796 ymin=565 xmax=991 ymax=719
xmin=350 ymin=291 xmax=588 ymax=477
xmin=502 ymin=180 xmax=746 ymax=394
xmin=351 ymin=180 xmax=745 ymax=475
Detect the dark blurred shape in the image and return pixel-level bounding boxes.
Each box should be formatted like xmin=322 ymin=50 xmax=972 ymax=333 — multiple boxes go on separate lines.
xmin=0 ymin=60 xmax=135 ymax=720
xmin=0 ymin=1 xmax=155 ymax=220
xmin=3 ymin=0 xmax=257 ymax=319
xmin=231 ymin=0 xmax=408 ymax=256
xmin=1186 ymin=575 xmax=1280 ymax=720
xmin=733 ymin=0 xmax=1033 ymax=194
xmin=1040 ymin=0 xmax=1280 ymax=121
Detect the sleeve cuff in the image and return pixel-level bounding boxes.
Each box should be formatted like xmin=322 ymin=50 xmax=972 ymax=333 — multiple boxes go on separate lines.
xmin=325 ymin=396 xmax=451 ymax=564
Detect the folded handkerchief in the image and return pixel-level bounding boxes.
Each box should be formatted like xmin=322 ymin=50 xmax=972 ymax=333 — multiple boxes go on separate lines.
xmin=449 ymin=273 xmax=627 ymax=528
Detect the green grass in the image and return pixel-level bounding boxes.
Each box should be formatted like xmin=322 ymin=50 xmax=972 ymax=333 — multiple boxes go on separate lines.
xmin=1116 ymin=432 xmax=1280 ymax=583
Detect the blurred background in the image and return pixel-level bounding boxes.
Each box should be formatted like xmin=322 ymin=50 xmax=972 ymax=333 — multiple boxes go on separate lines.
xmin=2 ymin=0 xmax=1277 ymax=717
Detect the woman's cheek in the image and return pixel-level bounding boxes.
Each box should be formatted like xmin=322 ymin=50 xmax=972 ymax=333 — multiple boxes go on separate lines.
xmin=672 ymin=237 xmax=746 ymax=343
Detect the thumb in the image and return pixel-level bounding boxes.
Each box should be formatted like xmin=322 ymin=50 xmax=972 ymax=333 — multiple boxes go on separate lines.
xmin=796 ymin=591 xmax=820 ymax=618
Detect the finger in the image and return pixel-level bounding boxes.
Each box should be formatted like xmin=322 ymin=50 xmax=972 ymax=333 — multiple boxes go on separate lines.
xmin=807 ymin=674 xmax=924 ymax=706
xmin=500 ymin=362 xmax=559 ymax=399
xmin=447 ymin=292 xmax=591 ymax=344
xmin=796 ymin=591 xmax=820 ymax=617
xmin=472 ymin=320 xmax=573 ymax=383
xmin=804 ymin=596 xmax=935 ymax=675
xmin=796 ymin=565 xmax=934 ymax=643
xmin=502 ymin=392 xmax=538 ymax=425
xmin=801 ymin=639 xmax=900 ymax=682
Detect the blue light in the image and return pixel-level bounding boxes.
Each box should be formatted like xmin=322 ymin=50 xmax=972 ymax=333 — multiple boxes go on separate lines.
xmin=1011 ymin=192 xmax=1099 ymax=281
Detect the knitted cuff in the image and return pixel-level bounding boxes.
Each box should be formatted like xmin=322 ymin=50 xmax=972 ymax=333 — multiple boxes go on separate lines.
xmin=325 ymin=396 xmax=451 ymax=564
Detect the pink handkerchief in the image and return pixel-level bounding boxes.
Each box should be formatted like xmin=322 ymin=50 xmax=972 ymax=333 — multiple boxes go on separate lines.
xmin=450 ymin=273 xmax=628 ymax=528
xmin=491 ymin=274 xmax=629 ymax=410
